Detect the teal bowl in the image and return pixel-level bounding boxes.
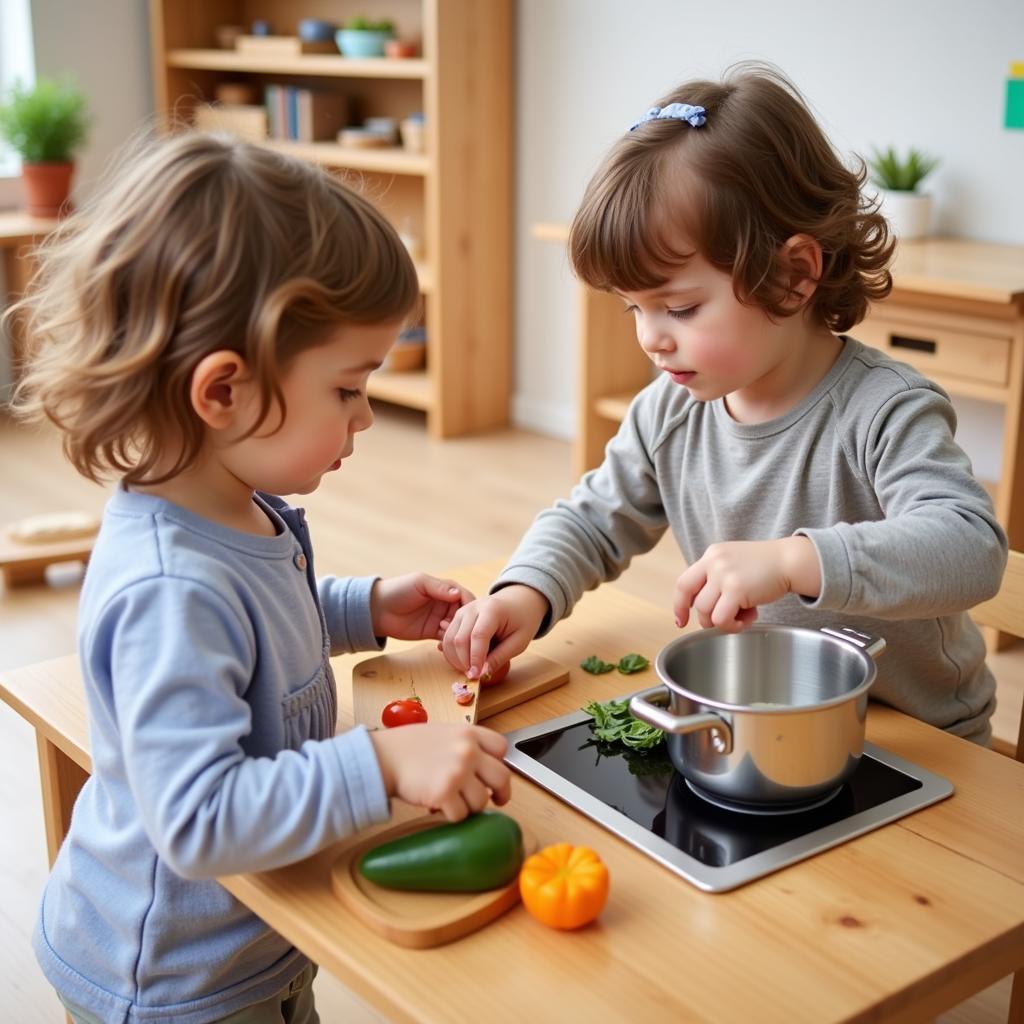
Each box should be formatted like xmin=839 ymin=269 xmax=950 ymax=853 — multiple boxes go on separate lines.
xmin=335 ymin=29 xmax=392 ymax=58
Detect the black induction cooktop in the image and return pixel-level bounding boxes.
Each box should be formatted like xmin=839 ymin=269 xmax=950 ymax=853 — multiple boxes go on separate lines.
xmin=504 ymin=704 xmax=954 ymax=892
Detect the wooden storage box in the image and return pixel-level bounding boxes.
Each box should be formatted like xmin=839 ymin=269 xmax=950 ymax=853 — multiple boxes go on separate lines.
xmin=193 ymin=103 xmax=267 ymax=141
xmin=383 ymin=342 xmax=426 ymax=372
xmin=235 ymin=35 xmax=337 ymax=56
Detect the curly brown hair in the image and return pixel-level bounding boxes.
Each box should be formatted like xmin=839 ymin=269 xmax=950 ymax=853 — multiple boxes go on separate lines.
xmin=7 ymin=130 xmax=419 ymax=485
xmin=569 ymin=63 xmax=893 ymax=333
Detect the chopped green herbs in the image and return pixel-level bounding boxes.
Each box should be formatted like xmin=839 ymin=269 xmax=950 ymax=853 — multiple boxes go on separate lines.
xmin=580 ymin=652 xmax=651 ymax=676
xmin=616 ymin=653 xmax=650 ymax=675
xmin=583 ymin=735 xmax=673 ymax=776
xmin=582 ymin=698 xmax=665 ymax=750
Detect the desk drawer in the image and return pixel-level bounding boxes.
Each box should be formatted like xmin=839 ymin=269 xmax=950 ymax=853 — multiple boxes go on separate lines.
xmin=857 ymin=316 xmax=1011 ymax=387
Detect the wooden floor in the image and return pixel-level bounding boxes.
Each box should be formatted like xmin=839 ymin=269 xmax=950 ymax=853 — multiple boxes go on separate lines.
xmin=0 ymin=405 xmax=1017 ymax=1022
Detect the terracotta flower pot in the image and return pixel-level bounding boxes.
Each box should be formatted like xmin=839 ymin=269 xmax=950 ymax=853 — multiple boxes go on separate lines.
xmin=21 ymin=161 xmax=75 ymax=217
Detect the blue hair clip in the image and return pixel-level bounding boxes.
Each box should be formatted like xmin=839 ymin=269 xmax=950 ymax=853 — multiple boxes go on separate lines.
xmin=629 ymin=102 xmax=707 ymax=131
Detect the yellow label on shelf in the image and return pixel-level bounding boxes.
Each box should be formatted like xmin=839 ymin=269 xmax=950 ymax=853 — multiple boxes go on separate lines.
xmin=1011 ymin=61 xmax=1024 ymax=78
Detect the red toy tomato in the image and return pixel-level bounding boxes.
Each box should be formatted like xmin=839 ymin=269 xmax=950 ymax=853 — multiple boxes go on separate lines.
xmin=381 ymin=698 xmax=428 ymax=728
xmin=479 ymin=660 xmax=511 ymax=688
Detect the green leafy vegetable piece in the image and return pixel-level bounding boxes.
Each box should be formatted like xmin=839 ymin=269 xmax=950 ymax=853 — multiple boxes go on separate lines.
xmin=582 ymin=698 xmax=664 ymax=750
xmin=584 ymin=737 xmax=673 ymax=776
xmin=580 ymin=655 xmax=616 ymax=674
xmin=617 ymin=653 xmax=650 ymax=675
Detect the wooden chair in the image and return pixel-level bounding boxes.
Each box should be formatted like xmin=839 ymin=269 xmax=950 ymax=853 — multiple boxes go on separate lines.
xmin=972 ymin=548 xmax=1024 ymax=762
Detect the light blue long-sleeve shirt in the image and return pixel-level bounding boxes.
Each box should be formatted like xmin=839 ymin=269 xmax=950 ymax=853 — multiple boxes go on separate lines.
xmin=33 ymin=487 xmax=391 ymax=1023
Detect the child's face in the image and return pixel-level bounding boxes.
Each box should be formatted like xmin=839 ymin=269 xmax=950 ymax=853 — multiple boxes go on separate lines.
xmin=618 ymin=250 xmax=804 ymax=408
xmin=224 ymin=320 xmax=402 ymax=496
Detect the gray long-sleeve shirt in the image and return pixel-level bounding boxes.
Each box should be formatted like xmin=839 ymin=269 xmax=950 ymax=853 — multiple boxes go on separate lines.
xmin=497 ymin=338 xmax=1006 ymax=741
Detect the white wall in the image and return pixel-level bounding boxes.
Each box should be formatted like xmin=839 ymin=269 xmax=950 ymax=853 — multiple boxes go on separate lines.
xmin=514 ymin=0 xmax=1024 ymax=483
xmin=30 ymin=0 xmax=153 ymax=204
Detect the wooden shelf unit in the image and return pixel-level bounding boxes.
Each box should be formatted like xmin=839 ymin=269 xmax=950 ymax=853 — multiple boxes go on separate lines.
xmin=151 ymin=0 xmax=512 ymax=437
xmin=166 ymin=48 xmax=429 ymax=79
xmin=261 ymin=138 xmax=430 ymax=175
xmin=0 ymin=213 xmax=61 ymax=375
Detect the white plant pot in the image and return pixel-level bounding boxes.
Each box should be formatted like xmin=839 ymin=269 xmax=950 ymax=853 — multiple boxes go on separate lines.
xmin=877 ymin=189 xmax=933 ymax=241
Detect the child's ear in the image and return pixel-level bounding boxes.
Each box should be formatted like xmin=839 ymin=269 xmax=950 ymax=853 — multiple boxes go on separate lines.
xmin=778 ymin=234 xmax=823 ymax=311
xmin=190 ymin=350 xmax=252 ymax=430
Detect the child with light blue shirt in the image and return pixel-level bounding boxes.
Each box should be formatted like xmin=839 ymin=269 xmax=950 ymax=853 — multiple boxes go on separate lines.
xmin=10 ymin=131 xmax=511 ymax=1024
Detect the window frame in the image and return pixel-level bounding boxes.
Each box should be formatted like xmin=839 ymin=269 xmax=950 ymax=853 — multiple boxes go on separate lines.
xmin=0 ymin=0 xmax=36 ymax=204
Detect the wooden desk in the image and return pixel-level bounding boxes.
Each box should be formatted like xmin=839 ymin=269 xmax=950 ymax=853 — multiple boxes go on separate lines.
xmin=0 ymin=211 xmax=59 ymax=373
xmin=2 ymin=559 xmax=1023 ymax=1023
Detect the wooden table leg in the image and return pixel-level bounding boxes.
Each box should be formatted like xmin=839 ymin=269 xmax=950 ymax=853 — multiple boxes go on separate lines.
xmin=35 ymin=734 xmax=89 ymax=1024
xmin=1009 ymin=971 xmax=1023 ymax=1024
xmin=36 ymin=733 xmax=89 ymax=867
xmin=2 ymin=243 xmax=36 ymax=378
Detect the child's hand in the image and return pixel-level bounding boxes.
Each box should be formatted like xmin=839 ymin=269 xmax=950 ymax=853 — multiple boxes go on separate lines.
xmin=371 ymin=573 xmax=474 ymax=641
xmin=370 ymin=723 xmax=512 ymax=821
xmin=440 ymin=584 xmax=549 ymax=679
xmin=674 ymin=537 xmax=821 ymax=632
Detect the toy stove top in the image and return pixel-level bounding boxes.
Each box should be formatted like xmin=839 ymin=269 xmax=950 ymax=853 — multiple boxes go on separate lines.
xmin=503 ymin=703 xmax=953 ymax=892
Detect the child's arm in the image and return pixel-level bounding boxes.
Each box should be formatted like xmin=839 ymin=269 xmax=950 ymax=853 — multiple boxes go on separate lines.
xmin=673 ymin=536 xmax=821 ymax=631
xmin=317 ymin=572 xmax=472 ymax=651
xmin=795 ymin=385 xmax=1006 ymax=617
xmin=470 ymin=381 xmax=672 ymax=647
xmin=370 ymin=572 xmax=473 ymax=640
xmin=674 ymin=386 xmax=1006 ymax=629
xmin=94 ymin=577 xmax=505 ymax=880
xmin=370 ymin=721 xmax=511 ymax=822
xmin=440 ymin=583 xmax=549 ymax=678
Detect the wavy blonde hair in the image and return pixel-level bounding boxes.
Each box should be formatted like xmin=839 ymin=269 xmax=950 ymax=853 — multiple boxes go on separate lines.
xmin=569 ymin=63 xmax=894 ymax=332
xmin=7 ymin=130 xmax=419 ymax=485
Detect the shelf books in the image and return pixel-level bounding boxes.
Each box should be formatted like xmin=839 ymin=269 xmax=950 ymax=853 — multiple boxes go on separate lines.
xmin=264 ymin=86 xmax=348 ymax=142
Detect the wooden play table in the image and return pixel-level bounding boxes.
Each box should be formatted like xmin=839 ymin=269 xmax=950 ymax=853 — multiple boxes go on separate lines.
xmin=2 ymin=559 xmax=1022 ymax=1022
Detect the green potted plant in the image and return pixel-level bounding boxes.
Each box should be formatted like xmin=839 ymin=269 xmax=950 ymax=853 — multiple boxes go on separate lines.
xmin=335 ymin=16 xmax=396 ymax=58
xmin=0 ymin=77 xmax=90 ymax=217
xmin=867 ymin=146 xmax=939 ymax=241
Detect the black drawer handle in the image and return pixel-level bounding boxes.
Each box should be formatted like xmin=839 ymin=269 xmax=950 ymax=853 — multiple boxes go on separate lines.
xmin=889 ymin=334 xmax=937 ymax=354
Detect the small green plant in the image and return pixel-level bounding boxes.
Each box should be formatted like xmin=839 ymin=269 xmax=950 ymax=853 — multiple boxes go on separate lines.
xmin=868 ymin=146 xmax=938 ymax=192
xmin=0 ymin=78 xmax=89 ymax=163
xmin=344 ymin=16 xmax=395 ymax=33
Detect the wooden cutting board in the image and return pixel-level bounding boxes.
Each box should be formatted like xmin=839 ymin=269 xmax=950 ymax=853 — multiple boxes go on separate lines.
xmin=351 ymin=644 xmax=569 ymax=729
xmin=330 ymin=813 xmax=538 ymax=948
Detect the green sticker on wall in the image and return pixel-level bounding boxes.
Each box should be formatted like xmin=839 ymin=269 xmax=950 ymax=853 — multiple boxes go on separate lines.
xmin=1006 ymin=78 xmax=1024 ymax=130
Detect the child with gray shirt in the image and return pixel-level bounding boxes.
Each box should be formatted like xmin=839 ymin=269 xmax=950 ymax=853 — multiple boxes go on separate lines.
xmin=441 ymin=64 xmax=1006 ymax=743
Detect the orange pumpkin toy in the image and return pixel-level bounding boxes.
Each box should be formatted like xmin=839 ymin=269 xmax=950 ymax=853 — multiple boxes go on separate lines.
xmin=518 ymin=843 xmax=610 ymax=930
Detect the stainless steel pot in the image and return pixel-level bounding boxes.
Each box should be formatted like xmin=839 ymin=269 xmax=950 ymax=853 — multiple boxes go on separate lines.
xmin=629 ymin=625 xmax=885 ymax=810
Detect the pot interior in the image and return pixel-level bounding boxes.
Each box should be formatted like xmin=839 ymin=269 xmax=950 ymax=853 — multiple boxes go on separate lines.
xmin=657 ymin=627 xmax=872 ymax=711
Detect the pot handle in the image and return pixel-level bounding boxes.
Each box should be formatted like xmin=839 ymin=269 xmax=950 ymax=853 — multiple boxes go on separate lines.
xmin=628 ymin=685 xmax=733 ymax=754
xmin=819 ymin=626 xmax=886 ymax=660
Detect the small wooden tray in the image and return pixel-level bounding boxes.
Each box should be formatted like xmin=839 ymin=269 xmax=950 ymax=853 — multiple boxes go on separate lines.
xmin=234 ymin=35 xmax=337 ymax=56
xmin=0 ymin=518 xmax=98 ymax=588
xmin=337 ymin=128 xmax=391 ymax=148
xmin=352 ymin=645 xmax=569 ymax=729
xmin=331 ymin=814 xmax=536 ymax=948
